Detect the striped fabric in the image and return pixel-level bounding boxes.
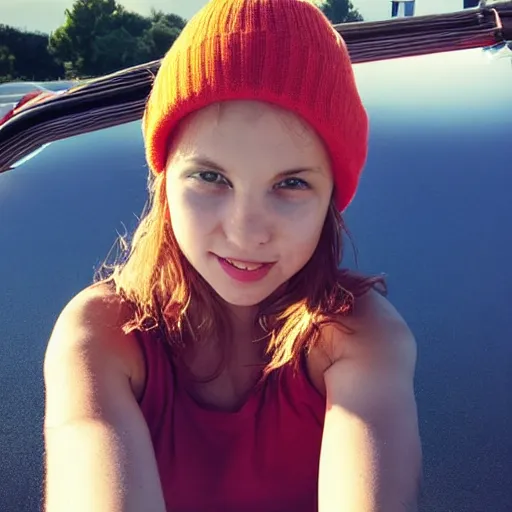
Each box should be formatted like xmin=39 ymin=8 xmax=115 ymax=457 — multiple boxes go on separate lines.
xmin=0 ymin=4 xmax=509 ymax=174
xmin=0 ymin=62 xmax=160 ymax=173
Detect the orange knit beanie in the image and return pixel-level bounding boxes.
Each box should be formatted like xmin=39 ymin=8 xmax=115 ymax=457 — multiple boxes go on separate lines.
xmin=142 ymin=0 xmax=368 ymax=212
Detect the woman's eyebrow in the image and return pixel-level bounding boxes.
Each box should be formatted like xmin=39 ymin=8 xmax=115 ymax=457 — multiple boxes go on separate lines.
xmin=184 ymin=156 xmax=224 ymax=171
xmin=183 ymin=156 xmax=321 ymax=177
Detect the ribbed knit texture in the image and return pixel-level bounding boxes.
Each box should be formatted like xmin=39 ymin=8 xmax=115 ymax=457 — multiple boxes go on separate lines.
xmin=142 ymin=0 xmax=368 ymax=211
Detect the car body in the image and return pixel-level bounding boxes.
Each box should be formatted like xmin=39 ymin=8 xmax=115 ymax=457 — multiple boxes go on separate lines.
xmin=0 ymin=80 xmax=78 ymax=120
xmin=0 ymin=82 xmax=48 ymax=119
xmin=32 ymin=80 xmax=78 ymax=93
xmin=0 ymin=46 xmax=511 ymax=512
xmin=0 ymin=81 xmax=49 ymax=105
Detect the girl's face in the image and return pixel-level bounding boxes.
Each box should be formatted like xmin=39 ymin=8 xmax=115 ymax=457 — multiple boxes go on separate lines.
xmin=165 ymin=100 xmax=334 ymax=307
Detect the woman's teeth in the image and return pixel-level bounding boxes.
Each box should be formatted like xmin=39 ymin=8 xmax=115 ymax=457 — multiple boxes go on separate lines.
xmin=224 ymin=258 xmax=264 ymax=271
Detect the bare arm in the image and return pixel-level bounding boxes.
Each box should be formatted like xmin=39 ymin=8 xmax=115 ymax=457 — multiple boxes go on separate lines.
xmin=43 ymin=287 xmax=166 ymax=512
xmin=318 ymin=291 xmax=422 ymax=512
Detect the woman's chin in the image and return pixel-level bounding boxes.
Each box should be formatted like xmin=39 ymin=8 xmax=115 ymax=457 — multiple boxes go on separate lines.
xmin=209 ymin=280 xmax=279 ymax=308
xmin=198 ymin=266 xmax=289 ymax=308
xmin=216 ymin=290 xmax=269 ymax=308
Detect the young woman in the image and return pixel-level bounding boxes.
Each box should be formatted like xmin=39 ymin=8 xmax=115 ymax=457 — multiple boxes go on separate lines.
xmin=43 ymin=1 xmax=422 ymax=511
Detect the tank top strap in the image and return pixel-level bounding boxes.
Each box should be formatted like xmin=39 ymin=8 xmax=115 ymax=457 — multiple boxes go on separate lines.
xmin=134 ymin=327 xmax=176 ymax=432
xmin=277 ymin=350 xmax=326 ymax=419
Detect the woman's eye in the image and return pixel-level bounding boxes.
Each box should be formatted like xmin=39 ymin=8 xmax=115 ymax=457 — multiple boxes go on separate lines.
xmin=276 ymin=177 xmax=310 ymax=190
xmin=193 ymin=171 xmax=229 ymax=186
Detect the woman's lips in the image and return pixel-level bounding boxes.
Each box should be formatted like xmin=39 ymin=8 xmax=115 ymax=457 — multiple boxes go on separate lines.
xmin=222 ymin=257 xmax=266 ymax=270
xmin=215 ymin=255 xmax=275 ymax=283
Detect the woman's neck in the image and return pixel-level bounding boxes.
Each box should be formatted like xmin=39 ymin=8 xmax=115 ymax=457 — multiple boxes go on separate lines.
xmin=225 ymin=303 xmax=258 ymax=333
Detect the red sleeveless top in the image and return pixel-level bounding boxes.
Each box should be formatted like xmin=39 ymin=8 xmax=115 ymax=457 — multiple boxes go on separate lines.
xmin=135 ymin=328 xmax=326 ymax=512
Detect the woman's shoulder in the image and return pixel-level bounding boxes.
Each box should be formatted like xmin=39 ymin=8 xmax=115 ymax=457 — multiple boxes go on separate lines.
xmin=306 ymin=289 xmax=415 ymax=393
xmin=54 ymin=280 xmax=132 ymax=338
xmin=45 ymin=280 xmax=146 ymax=400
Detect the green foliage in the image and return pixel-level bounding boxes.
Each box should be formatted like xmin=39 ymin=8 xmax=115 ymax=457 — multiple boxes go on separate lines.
xmin=92 ymin=26 xmax=139 ymax=75
xmin=0 ymin=24 xmax=64 ymax=82
xmin=0 ymin=45 xmax=16 ymax=80
xmin=47 ymin=0 xmax=187 ymax=77
xmin=142 ymin=20 xmax=182 ymax=59
xmin=319 ymin=0 xmax=364 ymax=23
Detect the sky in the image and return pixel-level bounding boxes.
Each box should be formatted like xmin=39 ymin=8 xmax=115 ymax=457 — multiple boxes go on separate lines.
xmin=1 ymin=0 xmax=467 ymax=34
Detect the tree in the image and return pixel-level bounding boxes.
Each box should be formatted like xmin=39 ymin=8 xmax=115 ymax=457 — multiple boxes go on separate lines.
xmin=0 ymin=25 xmax=64 ymax=82
xmin=92 ymin=27 xmax=139 ymax=74
xmin=0 ymin=45 xmax=16 ymax=81
xmin=319 ymin=0 xmax=364 ymax=23
xmin=49 ymin=0 xmax=186 ymax=78
xmin=149 ymin=9 xmax=187 ymax=30
xmin=141 ymin=10 xmax=186 ymax=60
xmin=49 ymin=0 xmax=125 ymax=76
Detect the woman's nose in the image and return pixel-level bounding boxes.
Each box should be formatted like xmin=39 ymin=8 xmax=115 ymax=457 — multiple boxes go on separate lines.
xmin=222 ymin=195 xmax=272 ymax=251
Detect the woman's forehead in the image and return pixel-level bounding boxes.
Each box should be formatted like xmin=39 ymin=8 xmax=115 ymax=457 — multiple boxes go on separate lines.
xmin=191 ymin=100 xmax=313 ymax=135
xmin=170 ymin=100 xmax=329 ymax=166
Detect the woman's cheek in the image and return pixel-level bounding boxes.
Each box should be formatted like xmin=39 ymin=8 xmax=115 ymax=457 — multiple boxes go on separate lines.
xmin=183 ymin=186 xmax=226 ymax=210
xmin=173 ymin=188 xmax=224 ymax=234
xmin=272 ymin=194 xmax=326 ymax=227
xmin=279 ymin=202 xmax=326 ymax=248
